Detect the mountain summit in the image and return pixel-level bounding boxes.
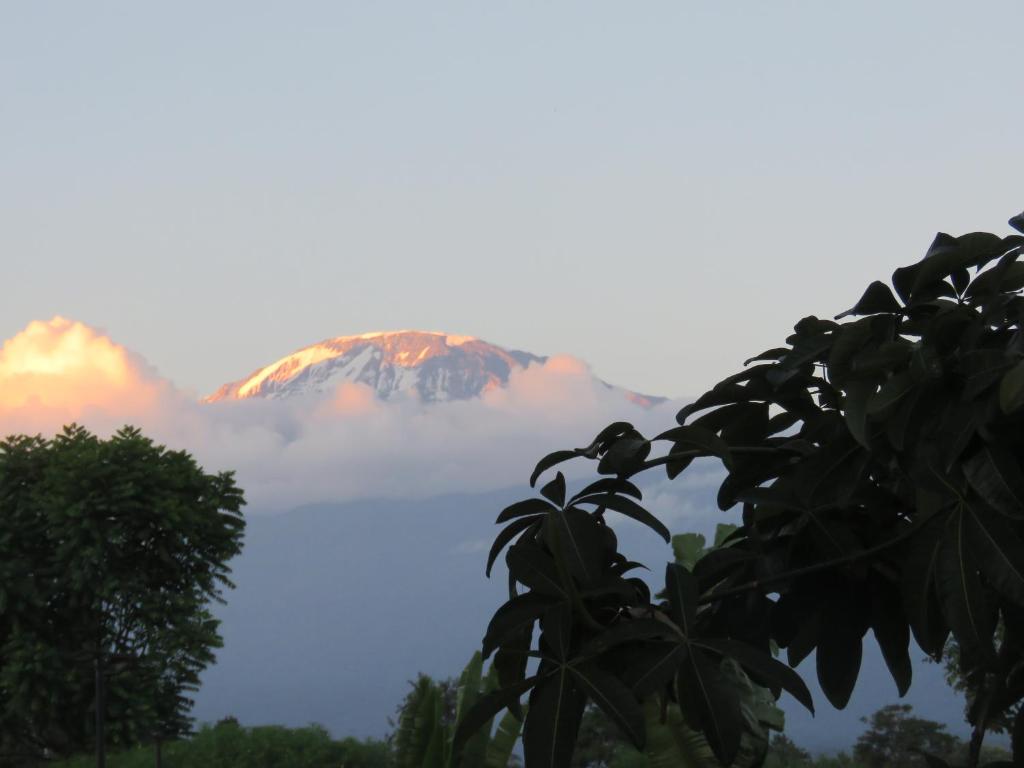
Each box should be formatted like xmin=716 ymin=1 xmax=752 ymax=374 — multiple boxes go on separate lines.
xmin=205 ymin=330 xmax=662 ymax=406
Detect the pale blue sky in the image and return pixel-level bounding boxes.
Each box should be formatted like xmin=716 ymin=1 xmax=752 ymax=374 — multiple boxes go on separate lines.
xmin=2 ymin=2 xmax=1021 ymax=398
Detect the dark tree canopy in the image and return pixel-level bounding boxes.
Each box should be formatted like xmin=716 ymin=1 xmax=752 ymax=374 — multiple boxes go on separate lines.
xmin=853 ymin=704 xmax=958 ymax=768
xmin=0 ymin=425 xmax=245 ymax=761
xmin=458 ymin=213 xmax=1024 ymax=768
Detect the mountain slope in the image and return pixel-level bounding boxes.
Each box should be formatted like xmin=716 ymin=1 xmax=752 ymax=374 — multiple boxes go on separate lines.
xmin=206 ymin=330 xmax=662 ymax=405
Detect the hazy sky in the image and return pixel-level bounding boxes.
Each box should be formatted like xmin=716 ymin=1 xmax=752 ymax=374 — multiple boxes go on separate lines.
xmin=2 ymin=2 xmax=1022 ymax=398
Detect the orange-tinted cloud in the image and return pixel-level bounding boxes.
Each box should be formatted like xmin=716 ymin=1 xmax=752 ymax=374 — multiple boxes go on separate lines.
xmin=0 ymin=317 xmax=170 ymax=433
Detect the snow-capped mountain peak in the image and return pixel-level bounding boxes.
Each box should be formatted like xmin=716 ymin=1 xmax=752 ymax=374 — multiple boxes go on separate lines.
xmin=205 ymin=330 xmax=662 ymax=406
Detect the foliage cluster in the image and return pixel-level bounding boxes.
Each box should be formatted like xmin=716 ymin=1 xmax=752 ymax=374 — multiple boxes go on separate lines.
xmin=391 ymin=652 xmax=523 ymax=768
xmin=460 ymin=215 xmax=1024 ymax=768
xmin=0 ymin=426 xmax=245 ymax=761
xmin=50 ymin=718 xmax=390 ymax=768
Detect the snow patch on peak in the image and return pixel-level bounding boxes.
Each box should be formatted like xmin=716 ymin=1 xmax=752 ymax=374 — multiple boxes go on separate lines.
xmin=445 ymin=334 xmax=476 ymax=347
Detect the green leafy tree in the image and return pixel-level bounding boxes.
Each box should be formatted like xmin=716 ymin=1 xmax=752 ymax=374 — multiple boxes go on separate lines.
xmin=852 ymin=704 xmax=958 ymax=767
xmin=50 ymin=718 xmax=393 ymax=768
xmin=0 ymin=425 xmax=245 ymax=762
xmin=763 ymin=734 xmax=811 ymax=768
xmin=457 ymin=214 xmax=1024 ymax=768
xmin=393 ymin=652 xmax=524 ymax=768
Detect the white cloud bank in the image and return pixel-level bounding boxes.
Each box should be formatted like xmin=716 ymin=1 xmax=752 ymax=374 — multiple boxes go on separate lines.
xmin=0 ymin=318 xmax=686 ymax=512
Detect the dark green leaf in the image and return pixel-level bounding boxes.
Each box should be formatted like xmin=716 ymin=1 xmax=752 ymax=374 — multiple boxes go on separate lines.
xmin=494 ymin=626 xmax=533 ymax=702
xmin=654 ymin=425 xmax=733 ymax=469
xmin=692 ymin=547 xmax=755 ymax=589
xmin=836 ymin=280 xmax=901 ymax=319
xmin=569 ymin=663 xmax=646 ymax=749
xmin=934 ymin=511 xmax=996 ymax=663
xmin=869 ymin=578 xmax=912 ymax=697
xmin=694 ymin=638 xmax=814 ymax=714
xmin=622 ymin=642 xmax=687 ymax=697
xmin=544 ymin=508 xmax=605 ymax=586
xmin=497 ymin=498 xmax=558 ymax=524
xmin=966 ymin=503 xmax=1024 ymax=605
xmin=580 ymin=618 xmax=680 ymax=658
xmin=866 ymin=372 xmax=914 ymax=416
xmin=483 ymin=593 xmax=554 ymax=658
xmin=598 ymin=438 xmax=651 ymax=477
xmin=964 ymin=444 xmax=1024 ymax=519
xmin=573 ymin=493 xmax=670 ymax=543
xmin=676 ymin=647 xmax=744 ymax=766
xmin=487 ymin=517 xmax=541 ymax=577
xmin=522 ymin=667 xmax=586 ymax=768
xmin=1010 ymin=212 xmax=1024 ymax=234
xmin=901 ymin=519 xmax=948 ymax=658
xmin=540 ymin=602 xmax=573 ymax=662
xmin=999 ymin=360 xmax=1024 ymax=415
xmin=452 ymin=675 xmax=539 ymax=760
xmin=843 ymin=381 xmax=876 ymax=447
xmin=540 ymin=472 xmax=567 ymax=507
xmin=531 ymin=451 xmax=579 ymax=487
xmin=816 ymin=601 xmax=863 ymax=709
xmin=506 ymin=542 xmax=567 ymax=598
xmin=568 ymin=478 xmax=642 ymax=504
xmin=665 ymin=563 xmax=698 ymax=635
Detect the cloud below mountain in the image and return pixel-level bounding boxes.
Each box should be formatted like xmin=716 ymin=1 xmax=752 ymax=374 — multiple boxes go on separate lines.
xmin=0 ymin=318 xmax=682 ymax=511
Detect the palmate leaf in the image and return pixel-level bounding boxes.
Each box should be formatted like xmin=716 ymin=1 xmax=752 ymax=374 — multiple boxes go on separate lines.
xmin=543 ymin=507 xmax=604 ymax=586
xmin=522 ymin=667 xmax=587 ymax=768
xmin=622 ymin=642 xmax=688 ymax=697
xmin=506 ymin=542 xmax=568 ymax=598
